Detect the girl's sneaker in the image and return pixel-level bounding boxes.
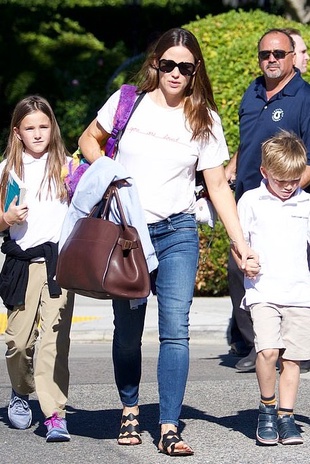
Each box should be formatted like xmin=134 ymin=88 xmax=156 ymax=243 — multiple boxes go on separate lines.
xmin=8 ymin=390 xmax=32 ymax=429
xmin=44 ymin=412 xmax=70 ymax=442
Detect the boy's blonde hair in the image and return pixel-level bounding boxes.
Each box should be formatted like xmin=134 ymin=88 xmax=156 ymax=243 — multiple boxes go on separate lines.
xmin=261 ymin=130 xmax=307 ymax=179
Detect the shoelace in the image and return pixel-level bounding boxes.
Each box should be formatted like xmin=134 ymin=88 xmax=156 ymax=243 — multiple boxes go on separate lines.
xmin=11 ymin=397 xmax=29 ymax=413
xmin=44 ymin=413 xmax=63 ymax=428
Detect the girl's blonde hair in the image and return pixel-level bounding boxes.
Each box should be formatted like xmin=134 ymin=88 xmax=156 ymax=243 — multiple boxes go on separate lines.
xmin=261 ymin=130 xmax=307 ymax=179
xmin=1 ymin=95 xmax=69 ymax=208
xmin=135 ymin=27 xmax=217 ymax=142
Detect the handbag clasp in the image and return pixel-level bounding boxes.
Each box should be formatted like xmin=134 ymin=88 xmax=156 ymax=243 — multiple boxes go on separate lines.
xmin=119 ymin=238 xmax=138 ymax=250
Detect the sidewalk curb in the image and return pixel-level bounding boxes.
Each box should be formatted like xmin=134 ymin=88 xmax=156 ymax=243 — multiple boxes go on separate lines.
xmin=0 ymin=294 xmax=232 ymax=345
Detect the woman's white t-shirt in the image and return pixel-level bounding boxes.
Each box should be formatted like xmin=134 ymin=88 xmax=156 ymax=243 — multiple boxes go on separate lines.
xmin=97 ymin=90 xmax=229 ymax=224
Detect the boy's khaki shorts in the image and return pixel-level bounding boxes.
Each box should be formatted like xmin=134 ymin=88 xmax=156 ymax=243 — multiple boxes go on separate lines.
xmin=250 ymin=302 xmax=310 ymax=361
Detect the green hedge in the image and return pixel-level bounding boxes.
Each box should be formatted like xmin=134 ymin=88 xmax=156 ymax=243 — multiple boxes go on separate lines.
xmin=195 ymin=223 xmax=230 ymax=296
xmin=184 ymin=10 xmax=310 ymax=295
xmin=185 ymin=9 xmax=310 ymax=155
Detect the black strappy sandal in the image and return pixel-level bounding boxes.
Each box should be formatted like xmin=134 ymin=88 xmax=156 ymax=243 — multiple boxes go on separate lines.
xmin=117 ymin=412 xmax=142 ymax=445
xmin=159 ymin=430 xmax=194 ymax=456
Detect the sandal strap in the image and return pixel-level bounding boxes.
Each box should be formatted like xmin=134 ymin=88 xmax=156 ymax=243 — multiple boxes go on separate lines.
xmin=118 ymin=412 xmax=141 ymax=443
xmin=120 ymin=413 xmax=140 ymax=434
xmin=162 ymin=430 xmax=182 ymax=453
xmin=121 ymin=412 xmax=139 ymax=423
xmin=119 ymin=423 xmax=141 ymax=435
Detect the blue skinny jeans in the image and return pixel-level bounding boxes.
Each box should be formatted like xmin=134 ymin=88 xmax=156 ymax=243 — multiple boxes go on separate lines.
xmin=112 ymin=212 xmax=199 ymax=426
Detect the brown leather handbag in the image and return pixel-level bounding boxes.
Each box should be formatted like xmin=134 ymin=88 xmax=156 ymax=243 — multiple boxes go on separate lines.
xmin=56 ymin=184 xmax=150 ymax=299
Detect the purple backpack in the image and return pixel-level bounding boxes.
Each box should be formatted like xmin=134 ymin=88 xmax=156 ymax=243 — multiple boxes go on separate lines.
xmin=64 ymin=85 xmax=145 ymax=200
xmin=105 ymin=84 xmax=144 ymax=159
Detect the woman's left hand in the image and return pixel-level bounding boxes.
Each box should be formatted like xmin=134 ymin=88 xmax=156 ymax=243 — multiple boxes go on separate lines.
xmin=244 ymin=256 xmax=261 ymax=279
xmin=232 ymin=242 xmax=260 ymax=279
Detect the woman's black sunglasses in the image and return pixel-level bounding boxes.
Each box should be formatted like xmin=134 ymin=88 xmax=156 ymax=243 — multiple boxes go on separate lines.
xmin=158 ymin=59 xmax=196 ymax=76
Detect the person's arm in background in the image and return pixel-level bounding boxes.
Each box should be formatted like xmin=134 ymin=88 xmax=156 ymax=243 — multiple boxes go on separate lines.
xmin=78 ymin=119 xmax=109 ymax=163
xmin=203 ymin=164 xmax=259 ymax=278
xmin=224 ymin=148 xmax=238 ymax=183
xmin=301 ymin=165 xmax=310 ymax=189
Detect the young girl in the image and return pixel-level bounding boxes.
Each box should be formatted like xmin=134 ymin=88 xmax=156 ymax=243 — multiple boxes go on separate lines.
xmin=77 ymin=28 xmax=258 ymax=455
xmin=0 ymin=95 xmax=74 ymax=442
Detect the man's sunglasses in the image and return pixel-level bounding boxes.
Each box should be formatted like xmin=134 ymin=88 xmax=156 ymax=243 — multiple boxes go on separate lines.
xmin=158 ymin=59 xmax=196 ymax=76
xmin=258 ymin=49 xmax=294 ymax=60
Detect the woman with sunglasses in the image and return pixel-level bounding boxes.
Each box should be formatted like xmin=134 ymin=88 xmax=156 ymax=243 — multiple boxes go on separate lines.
xmin=78 ymin=27 xmax=258 ymax=456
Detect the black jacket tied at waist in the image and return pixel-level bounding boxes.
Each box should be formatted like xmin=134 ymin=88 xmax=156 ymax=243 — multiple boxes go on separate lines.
xmin=0 ymin=236 xmax=61 ymax=310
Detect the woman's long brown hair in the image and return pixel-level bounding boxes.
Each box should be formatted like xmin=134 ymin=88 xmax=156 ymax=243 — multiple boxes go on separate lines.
xmin=135 ymin=27 xmax=218 ymax=142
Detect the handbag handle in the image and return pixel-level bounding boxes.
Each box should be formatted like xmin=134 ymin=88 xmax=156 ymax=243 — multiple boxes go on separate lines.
xmin=101 ymin=184 xmax=127 ymax=224
xmin=101 ymin=184 xmax=139 ymax=251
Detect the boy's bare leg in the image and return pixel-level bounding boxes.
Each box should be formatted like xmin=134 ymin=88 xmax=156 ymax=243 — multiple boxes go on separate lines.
xmin=277 ymin=358 xmax=303 ymax=445
xmin=256 ymin=349 xmax=279 ymax=397
xmin=255 ymin=349 xmax=279 ymax=445
xmin=278 ymin=358 xmax=300 ymax=410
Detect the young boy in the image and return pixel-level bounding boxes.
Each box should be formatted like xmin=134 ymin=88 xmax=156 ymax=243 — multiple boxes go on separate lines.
xmin=235 ymin=130 xmax=310 ymax=446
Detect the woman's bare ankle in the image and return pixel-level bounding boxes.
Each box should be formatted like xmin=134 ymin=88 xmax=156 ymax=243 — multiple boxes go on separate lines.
xmin=122 ymin=405 xmax=139 ymax=416
xmin=161 ymin=423 xmax=177 ymax=436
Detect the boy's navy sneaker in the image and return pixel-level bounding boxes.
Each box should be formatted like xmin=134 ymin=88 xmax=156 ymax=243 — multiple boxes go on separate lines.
xmin=278 ymin=415 xmax=303 ymax=445
xmin=256 ymin=402 xmax=278 ymax=445
xmin=45 ymin=413 xmax=70 ymax=442
xmin=8 ymin=390 xmax=32 ymax=430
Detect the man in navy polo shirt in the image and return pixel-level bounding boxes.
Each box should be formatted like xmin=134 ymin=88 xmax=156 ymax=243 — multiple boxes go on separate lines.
xmin=225 ymin=28 xmax=310 ymax=371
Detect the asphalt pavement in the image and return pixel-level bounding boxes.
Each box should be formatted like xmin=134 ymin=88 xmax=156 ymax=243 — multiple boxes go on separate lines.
xmin=1 ymin=293 xmax=310 ymax=463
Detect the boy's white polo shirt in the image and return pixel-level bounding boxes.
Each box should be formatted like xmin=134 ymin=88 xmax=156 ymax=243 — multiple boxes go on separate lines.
xmin=238 ymin=181 xmax=310 ymax=307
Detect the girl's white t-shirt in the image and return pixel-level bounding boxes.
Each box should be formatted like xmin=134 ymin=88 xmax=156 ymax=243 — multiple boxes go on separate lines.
xmin=0 ymin=152 xmax=69 ymax=250
xmin=97 ymin=90 xmax=229 ymax=224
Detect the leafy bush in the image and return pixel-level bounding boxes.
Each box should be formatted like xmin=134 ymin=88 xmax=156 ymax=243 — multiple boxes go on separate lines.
xmin=185 ymin=9 xmax=310 ymax=155
xmin=1 ymin=8 xmax=308 ymax=296
xmin=195 ymin=223 xmax=230 ymax=296
xmin=183 ymin=9 xmax=310 ymax=295
xmin=0 ymin=0 xmax=226 ymax=154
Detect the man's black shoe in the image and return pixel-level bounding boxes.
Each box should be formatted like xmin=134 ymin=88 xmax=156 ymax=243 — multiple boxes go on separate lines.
xmin=229 ymin=341 xmax=251 ymax=357
xmin=300 ymin=360 xmax=310 ymax=374
xmin=235 ymin=347 xmax=256 ymax=371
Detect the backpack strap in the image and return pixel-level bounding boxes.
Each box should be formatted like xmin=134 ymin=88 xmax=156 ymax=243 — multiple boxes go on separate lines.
xmin=113 ymin=84 xmax=139 ymax=133
xmin=105 ymin=84 xmax=145 ymax=159
xmin=64 ymin=85 xmax=145 ymax=200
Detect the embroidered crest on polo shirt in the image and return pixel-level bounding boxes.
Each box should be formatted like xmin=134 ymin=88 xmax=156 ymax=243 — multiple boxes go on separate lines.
xmin=272 ymin=108 xmax=284 ymax=122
